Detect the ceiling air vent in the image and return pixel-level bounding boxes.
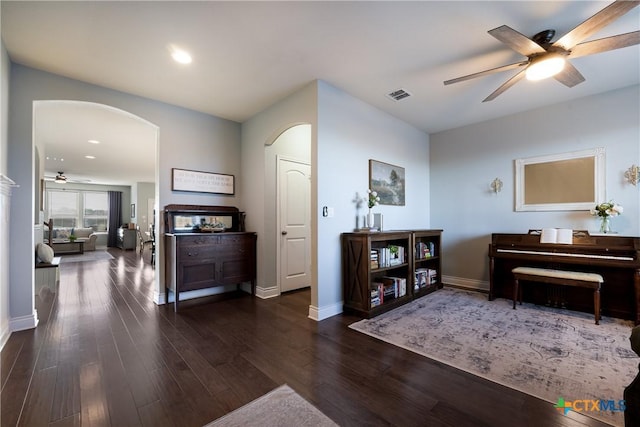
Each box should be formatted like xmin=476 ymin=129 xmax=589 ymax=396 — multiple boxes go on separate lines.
xmin=386 ymin=89 xmax=412 ymax=101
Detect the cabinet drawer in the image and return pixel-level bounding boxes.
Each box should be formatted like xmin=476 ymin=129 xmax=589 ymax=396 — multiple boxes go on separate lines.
xmin=178 ymin=245 xmax=219 ymax=260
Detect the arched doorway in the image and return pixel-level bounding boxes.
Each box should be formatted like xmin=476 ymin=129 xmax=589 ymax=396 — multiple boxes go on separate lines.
xmin=265 ymin=124 xmax=312 ymax=298
xmin=33 ymin=100 xmax=159 ymax=297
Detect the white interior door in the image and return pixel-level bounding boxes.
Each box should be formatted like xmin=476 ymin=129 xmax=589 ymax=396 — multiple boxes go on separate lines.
xmin=279 ymin=157 xmax=311 ymax=293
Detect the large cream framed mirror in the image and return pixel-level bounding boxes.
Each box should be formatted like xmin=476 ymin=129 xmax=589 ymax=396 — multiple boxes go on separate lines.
xmin=515 ymin=148 xmax=605 ymax=211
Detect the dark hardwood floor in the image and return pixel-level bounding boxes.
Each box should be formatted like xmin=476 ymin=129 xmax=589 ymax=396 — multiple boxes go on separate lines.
xmin=1 ymin=248 xmax=609 ymax=427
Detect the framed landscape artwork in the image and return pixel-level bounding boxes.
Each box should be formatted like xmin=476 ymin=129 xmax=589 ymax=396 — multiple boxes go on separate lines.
xmin=369 ymin=159 xmax=405 ymax=206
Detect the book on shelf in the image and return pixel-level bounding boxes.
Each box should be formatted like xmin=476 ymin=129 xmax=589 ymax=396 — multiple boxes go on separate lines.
xmin=415 ymin=241 xmax=436 ymax=259
xmin=371 ymin=282 xmax=384 ymax=306
xmin=381 ymin=276 xmax=407 ymax=298
xmin=540 ymin=228 xmax=573 ymax=244
xmin=387 ymin=245 xmax=405 ymax=266
xmin=370 ymin=249 xmax=379 ymax=269
xmin=415 ymin=268 xmax=437 ymax=288
xmin=428 ymin=269 xmax=437 ymax=284
xmin=415 ymin=268 xmax=428 ymax=288
xmin=374 ymin=245 xmax=406 ymax=268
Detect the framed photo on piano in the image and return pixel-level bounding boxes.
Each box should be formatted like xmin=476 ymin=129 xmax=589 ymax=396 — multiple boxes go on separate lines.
xmin=515 ymin=148 xmax=605 ymax=212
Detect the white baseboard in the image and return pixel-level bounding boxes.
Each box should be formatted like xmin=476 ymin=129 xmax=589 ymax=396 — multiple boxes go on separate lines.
xmin=9 ymin=311 xmax=39 ymax=333
xmin=153 ymin=290 xmax=166 ymax=305
xmin=442 ymin=275 xmax=489 ymax=292
xmin=308 ymin=301 xmax=343 ymax=321
xmin=0 ymin=325 xmax=10 ymax=351
xmin=256 ymin=285 xmax=279 ymax=299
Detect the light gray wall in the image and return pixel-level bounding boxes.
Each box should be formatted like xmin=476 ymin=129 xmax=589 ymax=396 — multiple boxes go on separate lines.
xmin=241 ymin=82 xmax=317 ymax=303
xmin=430 ymin=85 xmax=640 ymax=290
xmin=1 ymin=39 xmax=12 ymax=347
xmin=8 ymin=64 xmax=241 ymax=327
xmin=316 ymin=80 xmax=430 ymax=315
xmin=242 ymin=80 xmax=430 ymax=319
xmin=1 ymin=42 xmax=7 ymax=176
xmin=134 ymin=182 xmax=155 ymax=233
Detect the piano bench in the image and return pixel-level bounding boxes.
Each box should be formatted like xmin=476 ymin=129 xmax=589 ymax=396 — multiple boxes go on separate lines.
xmin=512 ymin=267 xmax=603 ymax=325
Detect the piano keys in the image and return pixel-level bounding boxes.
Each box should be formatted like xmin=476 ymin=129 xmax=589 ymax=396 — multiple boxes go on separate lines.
xmin=488 ymin=230 xmax=640 ymax=324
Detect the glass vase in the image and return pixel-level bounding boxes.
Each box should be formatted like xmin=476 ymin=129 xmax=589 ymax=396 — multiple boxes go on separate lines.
xmin=599 ymin=216 xmax=611 ymax=234
xmin=367 ymin=209 xmax=374 ymax=229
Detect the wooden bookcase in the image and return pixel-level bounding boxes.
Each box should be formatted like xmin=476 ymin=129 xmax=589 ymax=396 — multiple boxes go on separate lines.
xmin=412 ymin=229 xmax=443 ymax=299
xmin=341 ymin=229 xmax=443 ymax=318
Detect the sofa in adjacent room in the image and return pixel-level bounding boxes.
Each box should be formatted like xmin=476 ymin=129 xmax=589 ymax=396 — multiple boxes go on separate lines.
xmin=49 ymin=227 xmax=98 ymax=251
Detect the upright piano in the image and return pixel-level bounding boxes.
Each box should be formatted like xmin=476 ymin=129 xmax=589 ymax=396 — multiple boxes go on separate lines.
xmin=489 ymin=231 xmax=640 ymax=324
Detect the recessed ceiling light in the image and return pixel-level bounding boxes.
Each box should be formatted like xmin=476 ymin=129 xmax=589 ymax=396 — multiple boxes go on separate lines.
xmin=169 ymin=44 xmax=192 ymax=64
xmin=88 ymin=139 xmax=100 ymax=144
xmin=85 ymin=155 xmax=96 ymax=159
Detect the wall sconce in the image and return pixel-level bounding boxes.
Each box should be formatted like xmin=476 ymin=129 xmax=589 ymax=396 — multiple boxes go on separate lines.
xmin=490 ymin=178 xmax=503 ymax=193
xmin=624 ymin=165 xmax=639 ymax=186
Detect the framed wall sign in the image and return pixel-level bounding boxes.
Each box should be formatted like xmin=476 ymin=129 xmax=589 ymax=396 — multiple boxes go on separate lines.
xmin=369 ymin=159 xmax=405 ymax=206
xmin=172 ymin=168 xmax=235 ymax=195
xmin=515 ymin=147 xmax=605 ymax=211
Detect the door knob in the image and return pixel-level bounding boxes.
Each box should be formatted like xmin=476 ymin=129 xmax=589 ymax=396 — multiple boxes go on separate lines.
xmin=281 ymin=231 xmax=288 ymax=235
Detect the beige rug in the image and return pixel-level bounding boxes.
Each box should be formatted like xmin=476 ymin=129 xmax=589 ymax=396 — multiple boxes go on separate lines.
xmin=204 ymin=384 xmax=338 ymax=427
xmin=350 ymin=287 xmax=637 ymax=426
xmin=59 ymin=250 xmax=114 ymax=264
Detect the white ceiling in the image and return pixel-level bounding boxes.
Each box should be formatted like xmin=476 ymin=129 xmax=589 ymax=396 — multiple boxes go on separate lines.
xmin=35 ymin=101 xmax=157 ymax=186
xmin=2 ymin=1 xmax=639 ymax=185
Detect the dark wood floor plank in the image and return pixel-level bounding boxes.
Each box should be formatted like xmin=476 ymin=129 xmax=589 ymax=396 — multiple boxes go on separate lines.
xmin=1 ymin=248 xmax=613 ymax=427
xmin=49 ymin=413 xmax=81 ymax=427
xmin=1 ymin=329 xmax=51 ymax=425
xmin=50 ymin=358 xmax=81 ymax=422
xmin=136 ymin=399 xmax=175 ymax=427
xmin=18 ymin=366 xmax=57 ymax=427
xmin=146 ymin=367 xmax=210 ymax=427
xmin=1 ymin=330 xmax=26 ymax=390
xmin=78 ymin=362 xmax=111 ymax=427
xmin=95 ymin=325 xmax=143 ymax=427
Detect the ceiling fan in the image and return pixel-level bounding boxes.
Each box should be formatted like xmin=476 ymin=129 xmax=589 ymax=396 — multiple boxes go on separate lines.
xmin=444 ymin=0 xmax=640 ymax=102
xmin=54 ymin=171 xmax=66 ymax=184
xmin=44 ymin=172 xmax=91 ymax=184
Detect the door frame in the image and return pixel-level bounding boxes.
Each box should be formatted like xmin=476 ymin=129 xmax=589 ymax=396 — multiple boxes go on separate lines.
xmin=276 ymin=154 xmax=311 ymax=295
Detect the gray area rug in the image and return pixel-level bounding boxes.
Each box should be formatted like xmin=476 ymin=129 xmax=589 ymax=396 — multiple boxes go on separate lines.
xmin=204 ymin=384 xmax=338 ymax=427
xmin=59 ymin=250 xmax=114 ymax=264
xmin=350 ymin=287 xmax=637 ymax=426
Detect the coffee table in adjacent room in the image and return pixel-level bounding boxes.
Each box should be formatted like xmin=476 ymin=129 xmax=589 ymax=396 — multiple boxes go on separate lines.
xmin=51 ymin=239 xmax=85 ymax=255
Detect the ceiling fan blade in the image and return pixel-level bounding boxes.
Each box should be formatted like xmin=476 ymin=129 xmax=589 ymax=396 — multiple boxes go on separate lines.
xmin=488 ymin=25 xmax=547 ymax=56
xmin=444 ymin=60 xmax=528 ymax=86
xmin=570 ymin=31 xmax=640 ymax=58
xmin=553 ymin=61 xmax=586 ymax=88
xmin=554 ymin=0 xmax=640 ymax=50
xmin=482 ymin=68 xmax=527 ymax=102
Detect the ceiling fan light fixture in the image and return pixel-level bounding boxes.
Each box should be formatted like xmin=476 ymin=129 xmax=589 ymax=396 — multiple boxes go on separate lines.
xmin=168 ymin=44 xmax=192 ymax=65
xmin=525 ymin=54 xmax=566 ymax=81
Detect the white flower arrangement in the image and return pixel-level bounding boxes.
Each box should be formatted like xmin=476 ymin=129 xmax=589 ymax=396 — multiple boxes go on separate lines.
xmin=365 ymin=189 xmax=380 ymax=209
xmin=590 ymin=201 xmax=623 ymax=218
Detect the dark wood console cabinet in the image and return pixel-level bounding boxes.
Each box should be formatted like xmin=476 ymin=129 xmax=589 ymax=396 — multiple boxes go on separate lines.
xmin=164 ymin=205 xmax=256 ymax=311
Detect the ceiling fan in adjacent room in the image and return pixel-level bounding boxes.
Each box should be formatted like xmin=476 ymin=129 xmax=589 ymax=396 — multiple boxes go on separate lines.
xmin=444 ymin=0 xmax=640 ymax=102
xmin=44 ymin=172 xmax=91 ymax=184
xmin=54 ymin=171 xmax=67 ymax=184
